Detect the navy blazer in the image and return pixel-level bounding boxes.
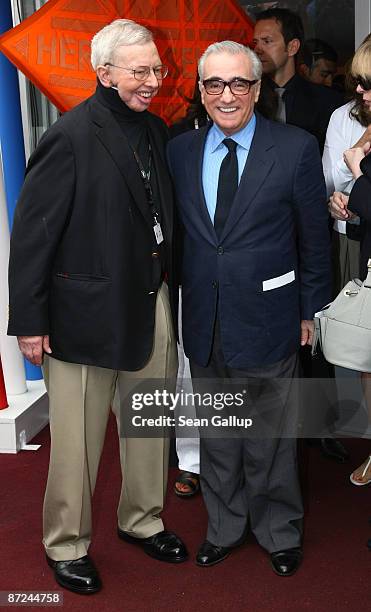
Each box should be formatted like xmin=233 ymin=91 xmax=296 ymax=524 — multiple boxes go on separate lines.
xmin=167 ymin=113 xmax=332 ymax=369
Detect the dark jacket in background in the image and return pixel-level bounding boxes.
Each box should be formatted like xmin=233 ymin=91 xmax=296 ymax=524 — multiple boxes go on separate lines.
xmin=348 ymin=154 xmax=371 ymax=280
xmin=267 ymin=74 xmax=344 ymax=152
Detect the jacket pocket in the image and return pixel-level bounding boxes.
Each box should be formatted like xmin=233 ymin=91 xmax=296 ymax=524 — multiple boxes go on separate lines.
xmin=55 ymin=272 xmax=110 ymax=282
xmin=49 ymin=275 xmax=112 ymax=360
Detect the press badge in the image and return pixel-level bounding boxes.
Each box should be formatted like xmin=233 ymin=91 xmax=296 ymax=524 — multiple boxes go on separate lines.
xmin=153 ymin=222 xmax=164 ymax=244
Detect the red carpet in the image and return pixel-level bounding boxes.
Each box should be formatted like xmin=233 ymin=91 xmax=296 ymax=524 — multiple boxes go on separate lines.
xmin=1 ymin=417 xmax=370 ymax=611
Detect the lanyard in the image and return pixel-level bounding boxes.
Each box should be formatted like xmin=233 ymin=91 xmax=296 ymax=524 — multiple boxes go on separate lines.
xmin=133 ymin=143 xmax=152 ymax=183
xmin=131 ymin=144 xmax=160 ymax=226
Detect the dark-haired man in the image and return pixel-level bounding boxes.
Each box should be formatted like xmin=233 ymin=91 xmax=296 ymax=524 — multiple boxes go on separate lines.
xmin=252 ymin=8 xmax=343 ymax=152
xmin=299 ymin=38 xmax=338 ymax=88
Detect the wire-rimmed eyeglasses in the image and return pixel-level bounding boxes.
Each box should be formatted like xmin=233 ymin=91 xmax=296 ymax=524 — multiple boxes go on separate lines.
xmin=202 ymin=78 xmax=258 ymax=95
xmin=105 ymin=63 xmax=168 ymax=80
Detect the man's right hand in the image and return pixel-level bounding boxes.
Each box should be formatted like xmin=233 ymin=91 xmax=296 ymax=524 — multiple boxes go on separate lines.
xmin=17 ymin=335 xmax=52 ymax=366
xmin=328 ymin=191 xmax=352 ymax=221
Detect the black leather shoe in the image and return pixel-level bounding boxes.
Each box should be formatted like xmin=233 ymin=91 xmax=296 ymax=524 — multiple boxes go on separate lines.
xmin=320 ymin=438 xmax=349 ymax=463
xmin=196 ymin=540 xmax=231 ymax=567
xmin=270 ymin=548 xmax=302 ymax=576
xmin=118 ymin=528 xmax=188 ymax=563
xmin=46 ymin=555 xmax=101 ymax=594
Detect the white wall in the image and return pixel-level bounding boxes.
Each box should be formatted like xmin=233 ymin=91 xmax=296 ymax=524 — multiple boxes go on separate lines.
xmin=355 ymin=0 xmax=371 ymax=47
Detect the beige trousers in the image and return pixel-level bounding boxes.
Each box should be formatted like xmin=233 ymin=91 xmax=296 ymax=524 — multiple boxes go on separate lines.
xmin=42 ymin=284 xmax=178 ymax=561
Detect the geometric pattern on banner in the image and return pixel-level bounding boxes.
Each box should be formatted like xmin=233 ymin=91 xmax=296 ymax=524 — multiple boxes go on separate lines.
xmin=0 ymin=0 xmax=254 ymax=124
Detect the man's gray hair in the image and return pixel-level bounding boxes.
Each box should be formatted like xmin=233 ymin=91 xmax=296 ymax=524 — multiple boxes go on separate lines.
xmin=91 ymin=19 xmax=153 ymax=70
xmin=198 ymin=41 xmax=262 ymax=81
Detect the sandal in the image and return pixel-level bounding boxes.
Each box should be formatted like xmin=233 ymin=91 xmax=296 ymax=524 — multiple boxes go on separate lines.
xmin=174 ymin=471 xmax=200 ymax=498
xmin=350 ymin=455 xmax=371 ymax=486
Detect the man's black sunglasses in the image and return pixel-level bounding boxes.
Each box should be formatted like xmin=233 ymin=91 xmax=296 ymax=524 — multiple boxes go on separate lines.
xmin=202 ymin=78 xmax=258 ymax=95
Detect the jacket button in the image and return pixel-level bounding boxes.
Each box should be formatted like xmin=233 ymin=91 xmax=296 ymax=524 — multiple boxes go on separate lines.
xmin=212 ymin=281 xmax=218 ymax=289
xmin=152 ymin=252 xmax=159 ymax=258
xmin=217 ymin=246 xmax=224 ymax=255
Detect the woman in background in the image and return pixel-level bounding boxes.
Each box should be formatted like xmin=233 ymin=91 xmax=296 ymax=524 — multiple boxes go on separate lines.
xmin=329 ymin=38 xmax=371 ymax=486
xmin=324 ymin=35 xmax=371 ymax=296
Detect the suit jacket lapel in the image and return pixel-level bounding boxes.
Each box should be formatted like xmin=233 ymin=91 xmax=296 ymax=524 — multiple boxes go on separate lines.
xmin=89 ymin=96 xmax=151 ymax=225
xmin=220 ymin=113 xmax=275 ymax=242
xmin=186 ymin=124 xmax=217 ymax=244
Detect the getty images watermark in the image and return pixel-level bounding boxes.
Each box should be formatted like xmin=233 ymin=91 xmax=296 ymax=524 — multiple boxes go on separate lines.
xmin=118 ymin=376 xmax=369 ymax=439
xmin=130 ymin=389 xmax=253 ymax=430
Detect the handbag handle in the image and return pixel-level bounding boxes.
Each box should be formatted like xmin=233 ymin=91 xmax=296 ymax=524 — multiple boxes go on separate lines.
xmin=364 ymin=258 xmax=371 ymax=288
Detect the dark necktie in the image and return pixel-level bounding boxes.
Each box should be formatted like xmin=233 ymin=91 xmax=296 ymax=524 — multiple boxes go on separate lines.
xmin=275 ymin=87 xmax=286 ymax=123
xmin=214 ymin=138 xmax=238 ymax=239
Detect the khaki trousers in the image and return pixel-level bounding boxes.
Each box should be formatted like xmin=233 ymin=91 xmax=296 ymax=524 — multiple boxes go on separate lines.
xmin=42 ymin=284 xmax=178 ymax=561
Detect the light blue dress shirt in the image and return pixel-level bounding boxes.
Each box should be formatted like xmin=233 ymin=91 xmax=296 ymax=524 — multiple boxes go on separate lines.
xmin=202 ymin=114 xmax=257 ymax=224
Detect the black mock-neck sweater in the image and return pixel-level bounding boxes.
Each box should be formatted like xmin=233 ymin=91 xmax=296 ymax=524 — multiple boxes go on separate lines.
xmin=95 ymin=80 xmax=150 ymax=170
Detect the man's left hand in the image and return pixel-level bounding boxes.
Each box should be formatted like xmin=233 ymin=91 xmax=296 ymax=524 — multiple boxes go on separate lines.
xmin=300 ymin=320 xmax=314 ymax=346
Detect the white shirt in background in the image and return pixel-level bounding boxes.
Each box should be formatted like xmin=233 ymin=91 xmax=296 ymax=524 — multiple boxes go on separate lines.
xmin=322 ymin=101 xmax=365 ymax=234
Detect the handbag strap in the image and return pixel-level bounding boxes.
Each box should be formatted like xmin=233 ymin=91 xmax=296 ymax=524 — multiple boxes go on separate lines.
xmin=311 ymin=317 xmax=322 ymax=356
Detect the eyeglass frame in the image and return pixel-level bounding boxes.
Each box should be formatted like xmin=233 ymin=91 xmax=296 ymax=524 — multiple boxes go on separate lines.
xmin=201 ymin=77 xmax=259 ymax=95
xmin=105 ymin=63 xmax=168 ymax=81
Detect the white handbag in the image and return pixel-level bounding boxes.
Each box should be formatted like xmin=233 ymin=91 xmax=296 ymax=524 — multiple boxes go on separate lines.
xmin=313 ymin=259 xmax=371 ymax=373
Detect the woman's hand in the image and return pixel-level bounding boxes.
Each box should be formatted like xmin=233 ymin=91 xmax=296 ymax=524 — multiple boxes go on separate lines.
xmin=343 ymin=142 xmax=371 ymax=178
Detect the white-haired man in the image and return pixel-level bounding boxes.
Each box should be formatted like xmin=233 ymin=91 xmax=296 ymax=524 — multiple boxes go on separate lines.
xmin=8 ymin=19 xmax=187 ymax=594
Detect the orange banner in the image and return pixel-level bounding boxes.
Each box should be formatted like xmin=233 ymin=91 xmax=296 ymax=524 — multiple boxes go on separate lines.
xmin=0 ymin=0 xmax=254 ymax=123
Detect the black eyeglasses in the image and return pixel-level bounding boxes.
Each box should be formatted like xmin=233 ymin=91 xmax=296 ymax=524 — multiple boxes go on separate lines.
xmin=202 ymin=78 xmax=258 ymax=95
xmin=356 ymin=76 xmax=371 ymax=91
xmin=105 ymin=63 xmax=168 ymax=80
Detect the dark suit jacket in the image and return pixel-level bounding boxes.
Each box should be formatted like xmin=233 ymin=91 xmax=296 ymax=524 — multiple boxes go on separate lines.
xmin=167 ymin=113 xmax=332 ymax=369
xmin=267 ymin=74 xmax=344 ymax=153
xmin=348 ymin=154 xmax=371 ymax=280
xmin=8 ymin=92 xmax=176 ymax=371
